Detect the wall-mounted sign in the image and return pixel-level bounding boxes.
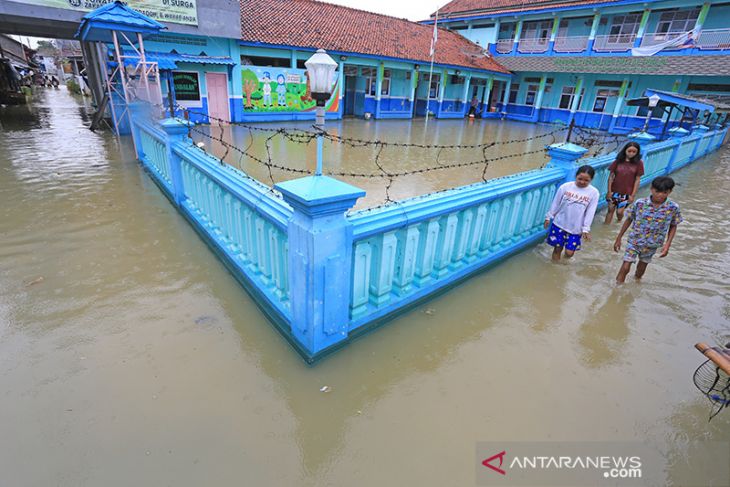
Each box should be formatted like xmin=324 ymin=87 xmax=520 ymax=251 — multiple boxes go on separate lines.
xmin=173 ymin=71 xmax=200 ymax=101
xmin=241 ymin=66 xmax=340 ymax=114
xmin=16 ymin=0 xmax=198 ymax=26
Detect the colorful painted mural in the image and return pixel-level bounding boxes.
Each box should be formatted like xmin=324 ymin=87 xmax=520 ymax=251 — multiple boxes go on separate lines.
xmin=240 ymin=66 xmax=339 ymax=113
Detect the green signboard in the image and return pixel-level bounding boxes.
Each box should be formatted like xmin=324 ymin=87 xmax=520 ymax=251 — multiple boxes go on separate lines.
xmin=16 ymin=0 xmax=198 ymax=26
xmin=173 ymin=72 xmax=200 ymax=101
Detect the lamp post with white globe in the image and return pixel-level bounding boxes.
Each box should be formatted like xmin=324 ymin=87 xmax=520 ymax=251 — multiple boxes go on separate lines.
xmin=305 ymin=49 xmax=338 ymax=176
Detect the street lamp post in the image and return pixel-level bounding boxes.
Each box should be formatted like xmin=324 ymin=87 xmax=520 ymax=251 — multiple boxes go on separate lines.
xmin=642 ymin=94 xmax=661 ymax=133
xmin=305 ymin=49 xmax=338 ymax=176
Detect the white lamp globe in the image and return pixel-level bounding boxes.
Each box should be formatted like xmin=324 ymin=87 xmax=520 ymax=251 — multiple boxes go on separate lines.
xmin=305 ymin=49 xmax=338 ymax=106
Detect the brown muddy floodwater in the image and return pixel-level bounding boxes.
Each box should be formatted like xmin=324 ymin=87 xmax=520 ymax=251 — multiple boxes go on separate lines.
xmin=192 ymin=116 xmax=613 ymax=209
xmin=1 ymin=89 xmax=729 ymax=487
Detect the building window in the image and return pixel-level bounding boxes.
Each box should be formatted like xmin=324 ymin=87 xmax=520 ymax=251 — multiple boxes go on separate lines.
xmin=656 ymin=9 xmax=699 ymax=35
xmin=636 ymin=105 xmax=664 ymax=117
xmin=240 ymin=55 xmax=289 ymax=67
xmin=559 ymin=86 xmax=577 ymax=109
xmin=381 ymin=69 xmax=391 ymax=96
xmin=592 ymin=88 xmax=618 ymax=112
xmin=428 ymin=73 xmax=441 ymax=98
xmin=687 ymin=83 xmax=730 ymax=93
xmin=521 ymin=20 xmax=552 ymax=40
xmin=509 ymin=83 xmax=519 ymax=104
xmin=525 ymin=84 xmax=539 ymax=106
xmin=363 ymin=67 xmax=377 ymax=96
xmin=608 ymin=13 xmax=642 ymax=41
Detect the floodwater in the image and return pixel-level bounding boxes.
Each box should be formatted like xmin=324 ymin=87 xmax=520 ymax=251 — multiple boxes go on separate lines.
xmin=193 ymin=116 xmax=586 ymax=208
xmin=1 ymin=89 xmax=729 ymax=487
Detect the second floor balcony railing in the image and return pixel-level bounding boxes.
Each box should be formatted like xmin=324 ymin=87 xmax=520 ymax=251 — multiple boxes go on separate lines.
xmin=553 ymin=36 xmax=589 ymax=53
xmin=696 ymin=28 xmax=730 ymax=50
xmin=593 ymin=33 xmax=636 ymax=52
xmin=640 ymin=31 xmax=687 ymax=48
xmin=496 ymin=38 xmax=513 ymax=53
xmin=518 ymin=37 xmax=549 ymax=53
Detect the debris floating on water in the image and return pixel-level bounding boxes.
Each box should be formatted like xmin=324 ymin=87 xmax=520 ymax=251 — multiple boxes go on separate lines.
xmin=319 ymin=386 xmax=331 ymax=393
xmin=424 ymin=308 xmax=435 ymax=316
xmin=26 ymin=276 xmax=44 ymax=286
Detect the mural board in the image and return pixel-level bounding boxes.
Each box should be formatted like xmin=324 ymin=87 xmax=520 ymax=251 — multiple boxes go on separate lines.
xmin=15 ymin=0 xmax=198 ymax=26
xmin=241 ymin=66 xmax=339 ymax=113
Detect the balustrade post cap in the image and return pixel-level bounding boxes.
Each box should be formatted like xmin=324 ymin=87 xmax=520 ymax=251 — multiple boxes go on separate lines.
xmin=627 ymin=131 xmax=656 ymax=143
xmin=159 ymin=117 xmax=194 ymax=135
xmin=276 ymin=175 xmax=365 ymax=217
xmin=546 ymin=142 xmax=588 ymax=159
xmin=668 ymin=126 xmax=689 ymax=138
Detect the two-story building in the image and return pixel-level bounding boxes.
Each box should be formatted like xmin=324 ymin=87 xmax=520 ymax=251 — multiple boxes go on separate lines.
xmin=428 ymin=0 xmax=730 ymax=132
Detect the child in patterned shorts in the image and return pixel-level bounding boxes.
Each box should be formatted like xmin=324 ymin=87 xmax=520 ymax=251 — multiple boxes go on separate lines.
xmin=613 ymin=176 xmax=682 ymax=283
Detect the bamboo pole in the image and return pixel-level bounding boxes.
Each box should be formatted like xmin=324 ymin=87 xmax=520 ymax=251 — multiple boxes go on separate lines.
xmin=696 ymin=343 xmax=730 ymax=376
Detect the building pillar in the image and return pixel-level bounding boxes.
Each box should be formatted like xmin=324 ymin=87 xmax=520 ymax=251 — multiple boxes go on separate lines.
xmin=409 ymin=67 xmax=418 ymax=117
xmin=694 ymin=3 xmax=711 ymax=32
xmin=290 ymin=49 xmax=298 ymax=69
xmin=547 ymin=16 xmax=561 ymax=55
xmin=275 ymin=176 xmax=365 ymax=359
xmin=587 ymin=13 xmax=601 ymax=52
xmin=437 ymin=68 xmax=447 ymax=117
xmin=501 ymin=78 xmax=512 ymax=116
xmin=338 ymin=60 xmax=344 ymax=118
xmin=375 ymin=62 xmax=384 ymax=118
xmin=567 ymin=76 xmax=584 ymax=125
xmin=511 ymin=20 xmax=523 ymax=55
xmin=608 ymin=78 xmax=629 ymax=133
xmin=482 ymin=76 xmax=494 ymax=114
xmin=633 ymin=9 xmax=652 ymax=48
xmin=462 ymin=74 xmax=472 ymax=116
xmin=532 ymin=75 xmax=547 ymax=122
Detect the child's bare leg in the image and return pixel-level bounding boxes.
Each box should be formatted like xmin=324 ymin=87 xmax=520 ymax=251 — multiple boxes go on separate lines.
xmin=616 ymin=205 xmax=626 ymax=222
xmin=635 ymin=261 xmax=649 ymax=280
xmin=552 ymin=246 xmax=563 ymax=262
xmin=604 ymin=203 xmax=615 ymax=224
xmin=564 ymin=249 xmax=575 ymax=259
xmin=616 ymin=261 xmax=632 ymax=283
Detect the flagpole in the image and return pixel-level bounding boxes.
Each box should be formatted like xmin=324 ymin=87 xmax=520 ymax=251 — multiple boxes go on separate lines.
xmin=426 ymin=8 xmax=439 ymax=122
xmin=426 ymin=58 xmax=435 ymax=122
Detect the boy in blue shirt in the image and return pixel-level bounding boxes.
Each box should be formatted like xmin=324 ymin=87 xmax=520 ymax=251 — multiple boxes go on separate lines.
xmin=613 ymin=176 xmax=682 ymax=283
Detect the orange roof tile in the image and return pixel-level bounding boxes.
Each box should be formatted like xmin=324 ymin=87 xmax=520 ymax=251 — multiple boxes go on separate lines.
xmin=435 ymin=0 xmax=623 ymax=19
xmin=240 ymin=0 xmax=510 ymax=74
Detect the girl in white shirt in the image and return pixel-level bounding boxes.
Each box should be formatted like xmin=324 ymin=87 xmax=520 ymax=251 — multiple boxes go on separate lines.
xmin=544 ymin=165 xmax=599 ymax=262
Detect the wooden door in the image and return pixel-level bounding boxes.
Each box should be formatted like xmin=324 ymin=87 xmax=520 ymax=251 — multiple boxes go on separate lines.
xmin=205 ymin=72 xmax=229 ymax=123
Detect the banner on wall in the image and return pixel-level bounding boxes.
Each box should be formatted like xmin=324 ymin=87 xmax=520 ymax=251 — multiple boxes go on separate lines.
xmin=173 ymin=72 xmax=200 ymax=101
xmin=240 ymin=66 xmax=339 ymax=113
xmin=16 ymin=0 xmax=198 ymax=26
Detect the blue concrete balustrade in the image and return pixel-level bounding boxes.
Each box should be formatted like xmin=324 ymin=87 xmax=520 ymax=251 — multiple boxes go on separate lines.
xmin=130 ymin=107 xmax=727 ymax=362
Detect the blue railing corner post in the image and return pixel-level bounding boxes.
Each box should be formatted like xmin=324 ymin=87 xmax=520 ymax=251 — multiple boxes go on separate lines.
xmin=159 ymin=117 xmax=194 ymax=206
xmin=275 ymin=175 xmax=365 ymax=358
xmin=546 ymin=142 xmax=588 ymax=184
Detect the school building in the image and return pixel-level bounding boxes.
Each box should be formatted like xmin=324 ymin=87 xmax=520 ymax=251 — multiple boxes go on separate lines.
xmin=428 ymin=0 xmax=730 ymax=131
xmin=114 ymin=0 xmax=512 ymax=124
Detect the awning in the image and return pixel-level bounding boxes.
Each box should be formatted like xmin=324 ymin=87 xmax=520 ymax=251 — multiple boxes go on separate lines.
xmin=634 ymin=89 xmax=722 ymax=113
xmin=121 ymin=50 xmax=236 ymax=71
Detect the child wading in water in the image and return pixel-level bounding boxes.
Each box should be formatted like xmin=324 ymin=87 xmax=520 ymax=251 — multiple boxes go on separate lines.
xmin=614 ymin=176 xmax=682 ymax=283
xmin=544 ymin=165 xmax=599 ymax=262
xmin=605 ymin=142 xmax=644 ymax=224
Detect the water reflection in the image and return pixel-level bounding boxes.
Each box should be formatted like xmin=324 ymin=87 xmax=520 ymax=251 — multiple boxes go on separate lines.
xmin=1 ymin=88 xmax=729 ymax=486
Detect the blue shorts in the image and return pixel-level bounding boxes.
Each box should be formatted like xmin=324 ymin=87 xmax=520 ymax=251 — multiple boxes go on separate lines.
xmin=623 ymin=245 xmax=657 ymax=263
xmin=610 ymin=192 xmax=630 ymax=209
xmin=546 ymin=222 xmax=582 ymax=251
